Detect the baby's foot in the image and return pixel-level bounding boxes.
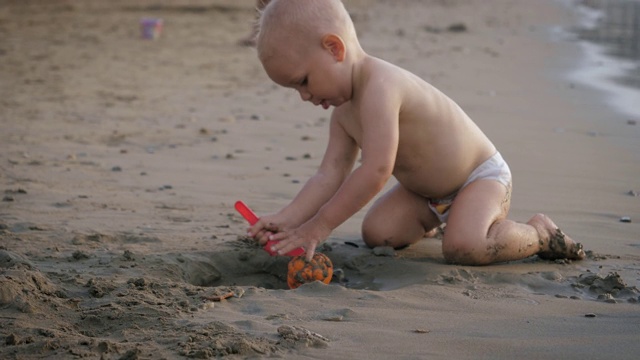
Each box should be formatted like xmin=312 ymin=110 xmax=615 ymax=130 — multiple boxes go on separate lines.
xmin=424 ymin=224 xmax=445 ymax=239
xmin=527 ymin=214 xmax=586 ymax=261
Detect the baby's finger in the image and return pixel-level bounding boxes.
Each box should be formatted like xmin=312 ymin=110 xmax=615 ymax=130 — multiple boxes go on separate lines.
xmin=275 ymin=240 xmax=302 ymax=256
xmin=255 ymin=230 xmax=266 ymax=245
xmin=247 ymin=222 xmax=263 ymax=238
xmin=257 ymin=231 xmax=273 ymax=246
xmin=268 ymin=231 xmax=287 ymax=242
xmin=304 ymin=243 xmax=316 ymax=261
xmin=265 ymin=232 xmax=287 ymax=249
xmin=265 ymin=222 xmax=280 ymax=232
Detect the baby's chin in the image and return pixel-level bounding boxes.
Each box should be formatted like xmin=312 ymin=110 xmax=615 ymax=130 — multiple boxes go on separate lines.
xmin=322 ymin=98 xmax=348 ymax=109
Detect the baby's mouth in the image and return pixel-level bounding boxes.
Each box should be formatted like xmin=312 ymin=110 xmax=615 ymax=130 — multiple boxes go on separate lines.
xmin=321 ymin=100 xmax=330 ymax=109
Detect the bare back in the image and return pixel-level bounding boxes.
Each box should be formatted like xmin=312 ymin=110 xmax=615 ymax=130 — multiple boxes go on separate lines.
xmin=334 ymin=56 xmax=496 ymax=199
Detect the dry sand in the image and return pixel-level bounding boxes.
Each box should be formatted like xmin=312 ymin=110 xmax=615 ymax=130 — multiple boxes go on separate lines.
xmin=1 ymin=0 xmax=639 ymax=359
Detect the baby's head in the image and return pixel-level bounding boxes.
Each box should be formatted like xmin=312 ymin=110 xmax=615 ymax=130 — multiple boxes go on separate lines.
xmin=256 ymin=0 xmax=357 ymax=62
xmin=256 ymin=0 xmax=361 ymax=108
xmin=256 ymin=0 xmax=363 ymax=109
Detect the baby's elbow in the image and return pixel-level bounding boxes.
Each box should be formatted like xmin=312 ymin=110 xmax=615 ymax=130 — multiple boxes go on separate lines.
xmin=377 ymin=163 xmax=394 ymax=177
xmin=359 ymin=161 xmax=393 ymax=191
xmin=372 ymin=165 xmax=393 ymax=189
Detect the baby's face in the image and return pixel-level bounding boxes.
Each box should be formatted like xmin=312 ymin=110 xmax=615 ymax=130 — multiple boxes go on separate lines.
xmin=260 ymin=39 xmax=351 ymax=110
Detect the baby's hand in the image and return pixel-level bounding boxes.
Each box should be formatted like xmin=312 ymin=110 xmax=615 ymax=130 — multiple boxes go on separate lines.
xmin=267 ymin=220 xmax=331 ymax=261
xmin=247 ymin=214 xmax=281 ymax=246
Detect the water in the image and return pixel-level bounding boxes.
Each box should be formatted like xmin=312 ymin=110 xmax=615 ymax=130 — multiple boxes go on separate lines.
xmin=561 ymin=0 xmax=640 ymax=119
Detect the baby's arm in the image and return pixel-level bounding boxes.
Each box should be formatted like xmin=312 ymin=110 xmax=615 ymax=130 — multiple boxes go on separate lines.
xmin=279 ymin=118 xmax=359 ymax=225
xmin=312 ymin=94 xmax=399 ymax=232
xmin=248 ymin=116 xmax=359 ymax=237
xmin=269 ymin=84 xmax=401 ymax=257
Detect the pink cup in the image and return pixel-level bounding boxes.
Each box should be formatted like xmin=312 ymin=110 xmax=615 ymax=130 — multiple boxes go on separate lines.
xmin=140 ymin=18 xmax=163 ymax=40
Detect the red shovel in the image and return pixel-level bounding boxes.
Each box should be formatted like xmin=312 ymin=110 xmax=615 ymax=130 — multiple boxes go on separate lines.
xmin=234 ymin=200 xmax=305 ymax=257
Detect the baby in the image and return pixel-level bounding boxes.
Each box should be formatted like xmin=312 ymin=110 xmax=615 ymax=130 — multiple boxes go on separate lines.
xmin=248 ymin=0 xmax=585 ymax=265
xmin=238 ymin=0 xmax=270 ymax=46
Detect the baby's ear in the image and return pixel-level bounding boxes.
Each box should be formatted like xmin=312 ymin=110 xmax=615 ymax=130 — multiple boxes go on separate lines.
xmin=321 ymin=34 xmax=346 ymax=61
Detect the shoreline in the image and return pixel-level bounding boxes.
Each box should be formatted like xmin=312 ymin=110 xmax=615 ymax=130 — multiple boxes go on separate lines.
xmin=561 ymin=0 xmax=640 ymax=120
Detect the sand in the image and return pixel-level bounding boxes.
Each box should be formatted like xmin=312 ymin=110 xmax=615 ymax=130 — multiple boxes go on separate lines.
xmin=1 ymin=0 xmax=639 ymax=359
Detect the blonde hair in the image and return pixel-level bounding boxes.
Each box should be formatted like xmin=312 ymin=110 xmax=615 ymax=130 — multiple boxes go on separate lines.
xmin=257 ymin=0 xmax=357 ymax=61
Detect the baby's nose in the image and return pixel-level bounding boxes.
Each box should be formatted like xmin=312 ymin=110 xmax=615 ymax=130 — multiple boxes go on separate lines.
xmin=298 ymin=90 xmax=312 ymax=102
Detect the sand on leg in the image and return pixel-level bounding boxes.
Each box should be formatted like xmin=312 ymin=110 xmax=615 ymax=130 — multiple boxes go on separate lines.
xmin=442 ymin=180 xmax=585 ymax=265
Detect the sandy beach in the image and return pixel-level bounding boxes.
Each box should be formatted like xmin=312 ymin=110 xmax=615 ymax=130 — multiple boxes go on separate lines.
xmin=1 ymin=0 xmax=639 ymax=359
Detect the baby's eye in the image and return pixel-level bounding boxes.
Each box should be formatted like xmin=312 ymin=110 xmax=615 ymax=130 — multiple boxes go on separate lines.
xmin=300 ymin=77 xmax=308 ymax=86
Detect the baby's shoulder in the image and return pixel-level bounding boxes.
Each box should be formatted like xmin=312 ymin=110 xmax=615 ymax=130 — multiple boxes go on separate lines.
xmin=358 ymin=59 xmax=413 ymax=99
xmin=366 ymin=58 xmax=433 ymax=93
xmin=366 ymin=57 xmax=406 ymax=81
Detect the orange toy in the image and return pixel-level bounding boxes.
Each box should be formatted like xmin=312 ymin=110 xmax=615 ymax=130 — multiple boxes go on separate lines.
xmin=287 ymin=253 xmax=333 ymax=289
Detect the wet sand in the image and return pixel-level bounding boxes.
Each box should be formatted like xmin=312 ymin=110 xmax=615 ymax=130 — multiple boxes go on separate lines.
xmin=570 ymin=0 xmax=640 ymax=119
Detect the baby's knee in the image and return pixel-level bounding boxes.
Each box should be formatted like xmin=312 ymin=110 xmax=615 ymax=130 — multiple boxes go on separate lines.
xmin=361 ymin=217 xmax=388 ymax=248
xmin=362 ymin=214 xmax=407 ymax=248
xmin=362 ymin=217 xmax=422 ymax=249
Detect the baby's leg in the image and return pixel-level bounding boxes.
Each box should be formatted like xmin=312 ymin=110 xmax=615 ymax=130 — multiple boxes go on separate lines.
xmin=362 ymin=183 xmax=439 ymax=249
xmin=442 ymin=180 xmax=584 ymax=265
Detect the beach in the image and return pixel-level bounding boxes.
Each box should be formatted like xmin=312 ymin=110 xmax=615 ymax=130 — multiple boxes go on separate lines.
xmin=1 ymin=0 xmax=639 ymax=359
